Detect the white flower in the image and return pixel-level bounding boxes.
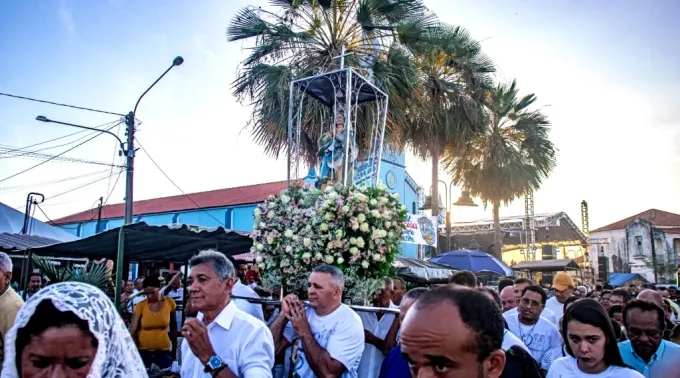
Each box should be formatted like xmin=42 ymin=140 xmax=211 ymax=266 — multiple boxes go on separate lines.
xmin=256 ymin=243 xmax=264 ymax=251
xmin=267 ymin=210 xmax=275 ymax=218
xmin=360 ymin=223 xmax=369 ymax=232
xmin=334 ymin=230 xmax=344 ymax=240
xmin=328 ymin=192 xmax=339 ymax=200
xmin=325 ymin=255 xmax=334 ymax=264
xmin=292 ymin=235 xmax=299 ymax=242
xmin=349 ymin=247 xmax=359 ymax=255
xmin=254 ymin=208 xmax=262 ymax=217
xmin=250 ymin=246 xmax=256 ymax=253
xmin=356 ymin=237 xmax=366 ymax=248
xmin=325 ymin=186 xmax=336 ymax=193
xmin=342 ymin=205 xmax=350 ymax=213
xmin=371 ymin=210 xmax=381 ymax=218
xmin=258 ymin=262 xmax=265 ymax=269
xmin=388 ymin=231 xmax=395 ymax=238
xmin=256 ymin=255 xmax=263 ymax=263
xmin=370 ymin=199 xmax=378 ymax=206
xmin=285 ymin=246 xmax=293 ymax=253
xmin=357 ymin=213 xmax=366 ymax=223
xmin=303 ymin=238 xmax=312 ymax=247
xmin=351 ymin=222 xmax=359 ymax=231
xmin=320 ymin=223 xmax=329 ymax=231
xmin=266 ymin=236 xmax=275 ymax=245
xmin=314 ymin=253 xmax=323 ymax=261
xmin=349 ymin=237 xmax=357 ymax=245
xmin=324 ymin=212 xmax=334 ymax=221
xmin=284 ymin=229 xmax=294 ymax=238
xmin=361 ymin=260 xmax=370 ymax=269
xmin=280 ymin=194 xmax=291 ymax=204
xmin=268 ymin=202 xmax=278 ymax=208
xmin=390 ymin=192 xmax=400 ymax=200
xmin=376 ymin=182 xmax=387 ymax=190
xmin=327 ymin=242 xmax=333 ymax=250
xmin=379 ymin=197 xmax=388 ymax=204
xmin=385 ymin=221 xmax=392 ymax=228
xmin=379 ymin=230 xmax=387 ymax=238
xmin=372 ymin=254 xmax=382 ymax=261
xmin=302 ymin=252 xmax=312 ymax=259
xmin=337 ymin=257 xmax=345 ymax=264
xmin=259 ymin=222 xmax=267 ymax=229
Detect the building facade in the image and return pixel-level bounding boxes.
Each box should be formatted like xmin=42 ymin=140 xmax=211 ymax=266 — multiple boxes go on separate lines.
xmin=53 ymin=150 xmax=421 ymax=258
xmin=589 ymin=209 xmax=680 ymax=284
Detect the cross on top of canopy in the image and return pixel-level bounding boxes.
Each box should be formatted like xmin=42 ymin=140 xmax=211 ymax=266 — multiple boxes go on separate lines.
xmin=288 ymin=67 xmax=389 ymax=189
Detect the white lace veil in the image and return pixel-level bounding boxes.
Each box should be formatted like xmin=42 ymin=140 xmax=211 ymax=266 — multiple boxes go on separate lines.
xmin=1 ymin=281 xmax=147 ymax=378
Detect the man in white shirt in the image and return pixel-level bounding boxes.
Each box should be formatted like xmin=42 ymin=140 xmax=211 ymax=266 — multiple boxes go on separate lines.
xmin=181 ymin=250 xmax=274 ymax=378
xmin=503 ymin=285 xmax=561 ymax=362
xmin=357 ymin=277 xmax=398 ymax=378
xmin=505 ymin=278 xmax=558 ymax=324
xmin=269 ymin=265 xmax=364 ymax=378
xmin=229 ymin=257 xmax=265 ymax=322
xmin=545 ymin=272 xmax=574 ymax=319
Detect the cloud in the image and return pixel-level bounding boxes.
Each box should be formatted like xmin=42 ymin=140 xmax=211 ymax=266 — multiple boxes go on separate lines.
xmin=58 ymin=0 xmax=75 ymax=38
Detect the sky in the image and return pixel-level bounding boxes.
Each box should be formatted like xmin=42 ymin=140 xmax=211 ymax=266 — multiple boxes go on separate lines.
xmin=0 ymin=0 xmax=678 ymax=231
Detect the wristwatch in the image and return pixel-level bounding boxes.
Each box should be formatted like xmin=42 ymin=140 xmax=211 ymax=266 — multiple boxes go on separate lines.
xmin=204 ymin=355 xmax=224 ymax=374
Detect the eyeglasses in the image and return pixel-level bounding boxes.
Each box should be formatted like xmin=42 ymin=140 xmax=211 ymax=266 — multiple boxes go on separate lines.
xmin=520 ymin=298 xmax=543 ymax=308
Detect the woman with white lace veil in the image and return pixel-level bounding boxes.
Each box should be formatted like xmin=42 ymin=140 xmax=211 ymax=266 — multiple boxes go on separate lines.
xmin=1 ymin=281 xmax=147 ymax=378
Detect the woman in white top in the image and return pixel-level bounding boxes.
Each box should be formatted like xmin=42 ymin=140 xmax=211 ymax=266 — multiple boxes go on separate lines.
xmin=547 ymin=298 xmax=643 ymax=378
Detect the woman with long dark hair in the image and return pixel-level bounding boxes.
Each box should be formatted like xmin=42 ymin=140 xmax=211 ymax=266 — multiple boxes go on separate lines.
xmin=547 ymin=298 xmax=643 ymax=377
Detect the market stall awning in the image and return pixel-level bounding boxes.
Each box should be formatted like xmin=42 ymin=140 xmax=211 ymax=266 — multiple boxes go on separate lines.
xmin=26 ymin=222 xmax=253 ymax=263
xmin=394 ymin=257 xmax=456 ymax=284
xmin=0 ymin=233 xmax=64 ymax=252
xmin=511 ymin=258 xmax=581 ymax=271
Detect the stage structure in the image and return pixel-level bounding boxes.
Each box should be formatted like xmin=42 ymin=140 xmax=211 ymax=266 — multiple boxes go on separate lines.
xmin=287 ymin=50 xmax=389 ymax=189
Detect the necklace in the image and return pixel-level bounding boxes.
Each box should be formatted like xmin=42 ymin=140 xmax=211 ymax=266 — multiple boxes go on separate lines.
xmin=517 ymin=314 xmax=538 ymax=346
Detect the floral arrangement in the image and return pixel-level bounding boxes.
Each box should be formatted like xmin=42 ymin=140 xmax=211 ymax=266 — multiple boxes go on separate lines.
xmin=250 ymin=183 xmax=408 ymax=302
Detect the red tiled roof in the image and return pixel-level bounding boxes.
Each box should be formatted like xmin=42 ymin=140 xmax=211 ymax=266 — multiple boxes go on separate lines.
xmin=53 ymin=180 xmax=292 ymax=224
xmin=591 ymin=209 xmax=680 ymax=233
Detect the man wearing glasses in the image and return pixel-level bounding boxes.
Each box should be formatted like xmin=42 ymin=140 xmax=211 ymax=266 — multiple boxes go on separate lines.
xmin=503 ymin=285 xmax=561 ymax=362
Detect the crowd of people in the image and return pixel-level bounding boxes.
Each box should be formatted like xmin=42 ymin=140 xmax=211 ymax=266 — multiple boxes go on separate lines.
xmin=1 ymin=249 xmax=680 ymax=377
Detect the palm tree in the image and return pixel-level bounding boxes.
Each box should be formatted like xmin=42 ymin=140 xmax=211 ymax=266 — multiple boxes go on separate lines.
xmin=442 ymin=80 xmax=557 ymax=258
xmin=227 ymin=0 xmax=437 ymax=166
xmin=402 ymin=25 xmax=494 ymax=241
xmin=32 ymin=255 xmax=112 ymax=292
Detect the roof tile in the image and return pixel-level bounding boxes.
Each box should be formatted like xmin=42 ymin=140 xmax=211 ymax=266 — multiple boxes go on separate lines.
xmin=53 ymin=180 xmax=293 ymax=224
xmin=590 ymin=209 xmax=680 ymax=233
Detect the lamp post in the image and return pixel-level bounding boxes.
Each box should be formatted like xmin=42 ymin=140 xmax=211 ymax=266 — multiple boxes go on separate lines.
xmin=36 ymin=56 xmax=183 ymax=308
xmin=420 ymin=180 xmax=478 ymax=253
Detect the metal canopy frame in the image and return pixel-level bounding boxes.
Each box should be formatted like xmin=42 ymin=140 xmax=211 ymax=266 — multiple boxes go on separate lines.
xmin=287 ymin=67 xmax=389 ymax=187
xmin=448 ymin=212 xmax=589 ymax=245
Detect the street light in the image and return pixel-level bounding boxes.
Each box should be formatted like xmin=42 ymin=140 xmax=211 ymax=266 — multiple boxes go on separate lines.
xmin=420 ymin=181 xmax=478 ymax=253
xmin=35 ymin=56 xmax=183 ymax=310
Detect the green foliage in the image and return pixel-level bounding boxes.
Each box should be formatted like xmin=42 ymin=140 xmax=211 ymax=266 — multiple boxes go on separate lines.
xmin=32 ymin=256 xmax=112 ymax=293
xmin=227 ymin=0 xmax=436 ymax=165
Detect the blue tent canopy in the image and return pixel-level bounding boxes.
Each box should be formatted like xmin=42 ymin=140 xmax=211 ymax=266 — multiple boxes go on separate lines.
xmin=429 ymin=249 xmax=514 ymax=276
xmin=609 ymin=273 xmax=648 ymax=287
xmin=0 ymin=203 xmax=78 ymax=251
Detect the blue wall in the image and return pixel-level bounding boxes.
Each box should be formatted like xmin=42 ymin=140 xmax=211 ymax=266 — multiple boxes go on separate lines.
xmin=61 ymin=151 xmax=420 ymax=258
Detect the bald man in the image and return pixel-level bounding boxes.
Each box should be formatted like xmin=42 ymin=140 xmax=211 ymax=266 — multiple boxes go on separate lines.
xmin=638 ymin=289 xmax=674 ymax=340
xmin=500 ymin=286 xmax=517 ymax=312
xmin=638 ymin=289 xmax=664 ymax=307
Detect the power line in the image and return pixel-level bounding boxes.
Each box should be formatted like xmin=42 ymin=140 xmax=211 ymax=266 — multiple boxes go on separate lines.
xmin=35 ymin=204 xmax=80 ymax=230
xmin=0 ymin=146 xmax=124 ymax=168
xmin=47 ymin=169 xmax=124 ymax=201
xmin=105 ymin=122 xmax=124 ymax=198
xmin=135 ymin=137 xmax=226 ymax=227
xmin=0 ymin=92 xmax=125 ymax=117
xmin=104 ymin=168 xmax=123 ymax=205
xmin=0 ymin=119 xmax=123 ymax=157
xmin=0 ymin=122 xmax=122 ymax=184
xmin=0 ymin=169 xmax=111 ymax=193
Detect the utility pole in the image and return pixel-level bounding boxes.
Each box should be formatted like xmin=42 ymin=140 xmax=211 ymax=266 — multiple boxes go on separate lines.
xmin=124 ymin=112 xmax=135 ymax=225
xmin=35 ymin=56 xmax=183 ymax=311
xmin=95 ymin=197 xmax=103 ymax=233
xmin=21 ymin=192 xmax=44 ymax=235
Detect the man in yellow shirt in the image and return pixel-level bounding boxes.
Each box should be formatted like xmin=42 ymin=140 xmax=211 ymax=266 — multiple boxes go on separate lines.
xmin=0 ymin=252 xmax=24 ymax=366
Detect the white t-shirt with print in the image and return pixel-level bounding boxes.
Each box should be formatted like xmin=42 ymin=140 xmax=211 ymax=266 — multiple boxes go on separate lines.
xmin=545 ymin=297 xmax=565 ymax=320
xmin=547 ymin=356 xmax=645 ymax=378
xmin=283 ymin=304 xmax=365 ymax=378
xmin=502 ymin=329 xmax=530 ymax=354
xmin=504 ymin=313 xmax=561 ymax=362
